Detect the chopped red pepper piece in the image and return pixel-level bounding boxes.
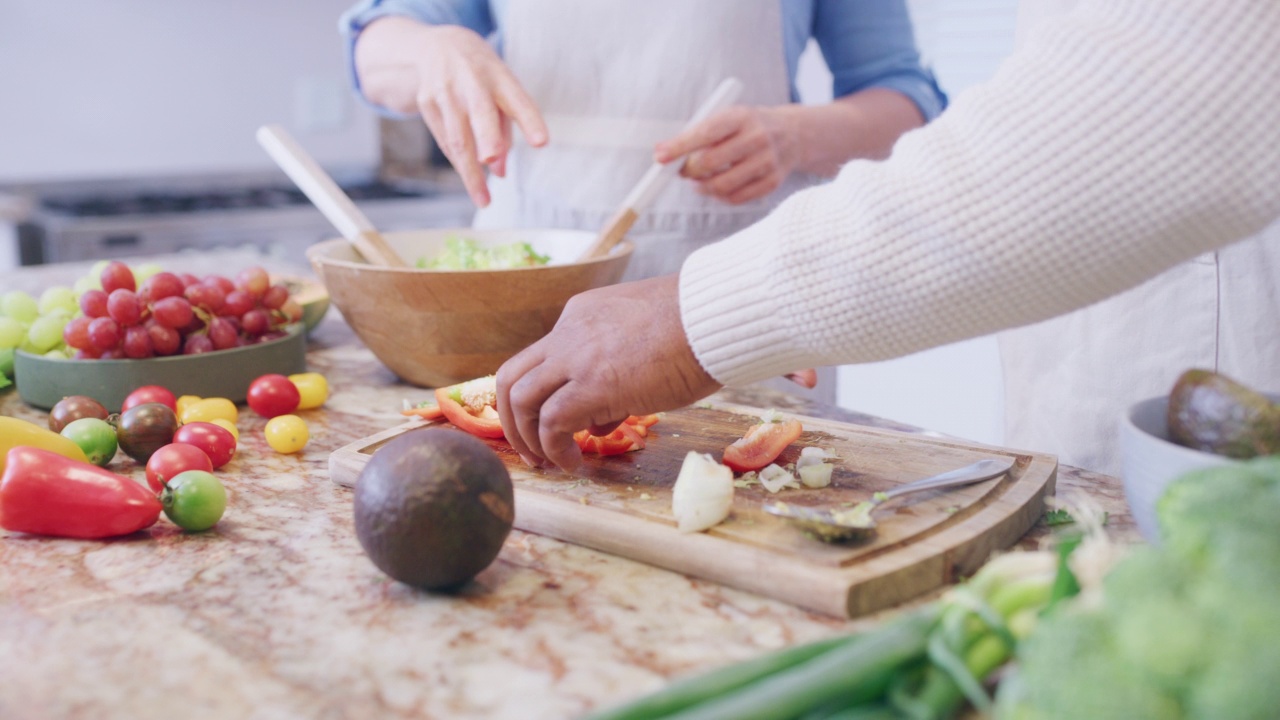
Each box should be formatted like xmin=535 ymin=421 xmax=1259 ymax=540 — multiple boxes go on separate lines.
xmin=574 ymin=422 xmax=647 ymax=456
xmin=401 ymin=401 xmax=444 ymax=421
xmin=0 ymin=446 xmax=162 ymax=539
xmin=722 ymin=419 xmax=803 ymax=473
xmin=434 ymin=386 xmax=505 ymax=439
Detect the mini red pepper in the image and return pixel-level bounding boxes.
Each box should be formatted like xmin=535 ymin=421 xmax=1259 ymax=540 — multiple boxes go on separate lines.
xmin=0 ymin=446 xmax=162 ymax=539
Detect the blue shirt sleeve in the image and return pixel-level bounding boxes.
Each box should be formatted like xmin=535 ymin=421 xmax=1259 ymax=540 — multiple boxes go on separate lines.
xmin=338 ymin=0 xmax=496 ymax=115
xmin=803 ymin=0 xmax=947 ymax=121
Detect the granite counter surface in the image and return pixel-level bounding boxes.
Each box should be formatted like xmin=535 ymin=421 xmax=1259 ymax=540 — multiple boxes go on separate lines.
xmin=0 ymin=254 xmax=1139 ymax=720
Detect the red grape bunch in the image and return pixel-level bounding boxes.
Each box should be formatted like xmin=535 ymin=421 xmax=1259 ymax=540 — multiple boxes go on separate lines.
xmin=63 ymin=261 xmax=303 ymax=360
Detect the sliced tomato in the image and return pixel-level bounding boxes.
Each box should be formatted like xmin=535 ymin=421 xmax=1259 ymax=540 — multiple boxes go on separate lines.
xmin=722 ymin=419 xmax=803 ymax=473
xmin=434 ymin=386 xmax=505 ymax=439
xmin=401 ymin=400 xmax=444 ymax=421
xmin=574 ymin=422 xmax=646 ymax=456
xmin=627 ymin=414 xmax=660 ymax=428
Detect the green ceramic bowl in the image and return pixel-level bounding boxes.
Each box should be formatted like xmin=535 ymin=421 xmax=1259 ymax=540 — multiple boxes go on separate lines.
xmin=272 ymin=274 xmax=331 ymax=335
xmin=14 ymin=324 xmax=307 ymax=412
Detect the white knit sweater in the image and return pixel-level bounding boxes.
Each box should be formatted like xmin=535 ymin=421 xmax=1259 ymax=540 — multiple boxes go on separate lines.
xmin=680 ymin=0 xmax=1280 ymax=387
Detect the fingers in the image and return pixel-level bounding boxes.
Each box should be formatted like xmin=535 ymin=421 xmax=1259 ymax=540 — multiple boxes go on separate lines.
xmin=493 ymin=75 xmax=548 ymax=147
xmin=424 ymin=95 xmax=491 ymax=207
xmin=697 ymin=153 xmax=777 ymax=202
xmin=784 ymin=369 xmax=819 ymax=389
xmin=495 ymin=345 xmax=551 ymax=466
xmin=488 ymin=117 xmax=512 ymax=178
xmin=682 ymin=128 xmax=766 ymax=181
xmin=719 ymin=171 xmax=781 ymax=205
xmin=653 ymin=108 xmax=739 ymax=164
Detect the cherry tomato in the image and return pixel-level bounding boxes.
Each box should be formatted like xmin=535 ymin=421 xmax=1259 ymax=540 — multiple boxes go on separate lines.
xmin=48 ymin=395 xmax=110 ymax=433
xmin=122 ymin=385 xmax=177 ymax=413
xmin=60 ymin=417 xmax=119 ymax=467
xmin=175 ymin=395 xmax=202 ymax=419
xmin=264 ymin=414 xmax=309 ymax=454
xmin=172 ymin=422 xmax=237 ymax=469
xmin=209 ymin=418 xmax=239 ymax=443
xmin=180 ymin=397 xmax=238 ymax=425
xmin=288 ymin=372 xmax=329 ymax=410
xmin=145 ymin=442 xmax=214 ymax=492
xmin=247 ymin=374 xmax=301 ymax=418
xmin=722 ymin=419 xmax=804 ymax=473
xmin=114 ymin=403 xmax=179 ymax=463
xmin=161 ymin=470 xmax=226 ymax=532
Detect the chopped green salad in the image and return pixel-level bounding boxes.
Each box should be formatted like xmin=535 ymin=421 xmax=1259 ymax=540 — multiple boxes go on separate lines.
xmin=417 ymin=235 xmax=550 ymax=270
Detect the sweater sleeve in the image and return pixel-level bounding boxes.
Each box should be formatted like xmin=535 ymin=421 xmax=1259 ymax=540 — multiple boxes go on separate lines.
xmin=679 ymin=0 xmax=1280 ymax=387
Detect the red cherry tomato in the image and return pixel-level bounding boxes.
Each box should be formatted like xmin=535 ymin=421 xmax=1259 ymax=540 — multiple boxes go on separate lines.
xmin=172 ymin=422 xmax=237 ymax=469
xmin=145 ymin=442 xmax=215 ymax=492
xmin=246 ymin=374 xmax=301 ymax=418
xmin=122 ymin=385 xmax=178 ymax=413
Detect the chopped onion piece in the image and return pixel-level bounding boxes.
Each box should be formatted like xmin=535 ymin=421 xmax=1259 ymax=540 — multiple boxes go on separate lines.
xmin=671 ymin=451 xmax=735 ymax=533
xmin=796 ymin=446 xmax=838 ymax=469
xmin=758 ymin=463 xmax=798 ymax=493
xmin=798 ymin=463 xmax=834 ymax=488
xmin=758 ymin=408 xmax=786 ymax=424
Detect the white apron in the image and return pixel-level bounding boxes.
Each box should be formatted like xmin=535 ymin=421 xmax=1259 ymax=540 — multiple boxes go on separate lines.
xmin=474 ymin=0 xmax=814 ymax=281
xmin=999 ymin=0 xmax=1280 ymax=476
xmin=476 ymin=0 xmax=838 ymax=403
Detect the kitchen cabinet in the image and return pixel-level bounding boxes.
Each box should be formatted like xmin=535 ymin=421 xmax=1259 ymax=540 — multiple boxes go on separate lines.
xmin=0 ymin=252 xmax=1139 ymax=720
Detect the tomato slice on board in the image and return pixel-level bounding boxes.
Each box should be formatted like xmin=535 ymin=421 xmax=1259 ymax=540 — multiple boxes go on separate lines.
xmin=722 ymin=419 xmax=803 ymax=473
xmin=628 ymin=414 xmax=660 ymax=428
xmin=434 ymin=386 xmax=505 ymax=439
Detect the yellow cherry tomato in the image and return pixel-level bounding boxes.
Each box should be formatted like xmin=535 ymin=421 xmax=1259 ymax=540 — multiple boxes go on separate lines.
xmin=181 ymin=397 xmax=238 ymax=425
xmin=264 ymin=414 xmax=309 ymax=454
xmin=175 ymin=395 xmax=202 ymax=419
xmin=209 ymin=418 xmax=240 ymax=443
xmin=288 ymin=372 xmax=329 ymax=410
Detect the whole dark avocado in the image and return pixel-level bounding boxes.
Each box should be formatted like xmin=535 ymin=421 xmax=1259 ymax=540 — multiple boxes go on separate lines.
xmin=1167 ymin=369 xmax=1280 ymax=459
xmin=353 ymin=428 xmax=514 ymax=590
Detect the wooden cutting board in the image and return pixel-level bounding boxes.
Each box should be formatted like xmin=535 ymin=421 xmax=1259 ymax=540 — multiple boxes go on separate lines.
xmin=329 ymin=401 xmax=1057 ymax=618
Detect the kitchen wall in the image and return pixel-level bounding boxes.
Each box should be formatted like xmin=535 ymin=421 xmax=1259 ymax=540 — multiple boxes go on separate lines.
xmin=0 ymin=0 xmax=378 ymax=183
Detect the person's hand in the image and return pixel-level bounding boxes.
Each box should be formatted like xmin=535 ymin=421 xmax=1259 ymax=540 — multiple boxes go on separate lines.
xmin=654 ymin=105 xmax=799 ymax=205
xmin=785 ymin=369 xmax=818 ymax=389
xmin=496 ymin=274 xmax=722 ymax=472
xmin=355 ymin=19 xmax=548 ymax=207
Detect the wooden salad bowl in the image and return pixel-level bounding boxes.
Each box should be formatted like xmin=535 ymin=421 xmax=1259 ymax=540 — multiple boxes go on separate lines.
xmin=307 ymin=228 xmax=633 ymax=388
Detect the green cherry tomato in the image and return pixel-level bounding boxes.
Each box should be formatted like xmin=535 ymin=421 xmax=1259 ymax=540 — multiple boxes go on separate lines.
xmin=161 ymin=470 xmax=227 ymax=532
xmin=60 ymin=417 xmax=119 ymax=467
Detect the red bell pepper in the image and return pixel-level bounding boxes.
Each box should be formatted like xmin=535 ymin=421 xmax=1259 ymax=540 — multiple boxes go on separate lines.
xmin=722 ymin=419 xmax=803 ymax=473
xmin=435 ymin=385 xmax=505 ymax=439
xmin=574 ymin=419 xmax=650 ymax=456
xmin=401 ymin=400 xmax=444 ymax=421
xmin=0 ymin=446 xmax=162 ymax=539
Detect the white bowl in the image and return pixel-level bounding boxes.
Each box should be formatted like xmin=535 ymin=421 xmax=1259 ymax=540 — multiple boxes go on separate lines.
xmin=1119 ymin=395 xmax=1242 ymax=542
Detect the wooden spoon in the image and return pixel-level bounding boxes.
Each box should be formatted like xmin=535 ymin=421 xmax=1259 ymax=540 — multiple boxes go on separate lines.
xmin=256 ymin=124 xmax=409 ymax=268
xmin=576 ymin=77 xmax=745 ymax=263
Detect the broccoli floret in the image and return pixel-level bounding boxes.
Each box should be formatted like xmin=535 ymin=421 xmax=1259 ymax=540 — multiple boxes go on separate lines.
xmin=1002 ymin=607 xmax=1182 ymax=719
xmin=1003 ymin=458 xmax=1280 ymax=720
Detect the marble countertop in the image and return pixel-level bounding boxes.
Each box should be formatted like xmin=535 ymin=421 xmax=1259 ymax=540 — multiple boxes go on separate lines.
xmin=0 ymin=253 xmax=1140 ymax=720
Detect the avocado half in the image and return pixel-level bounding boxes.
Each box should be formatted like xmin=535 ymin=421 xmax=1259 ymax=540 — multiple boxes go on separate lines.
xmin=353 ymin=428 xmax=514 ymax=590
xmin=1167 ymin=369 xmax=1280 ymax=459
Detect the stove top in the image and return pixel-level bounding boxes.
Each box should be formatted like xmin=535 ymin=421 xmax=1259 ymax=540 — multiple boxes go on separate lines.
xmin=38 ymin=180 xmax=435 ymax=218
